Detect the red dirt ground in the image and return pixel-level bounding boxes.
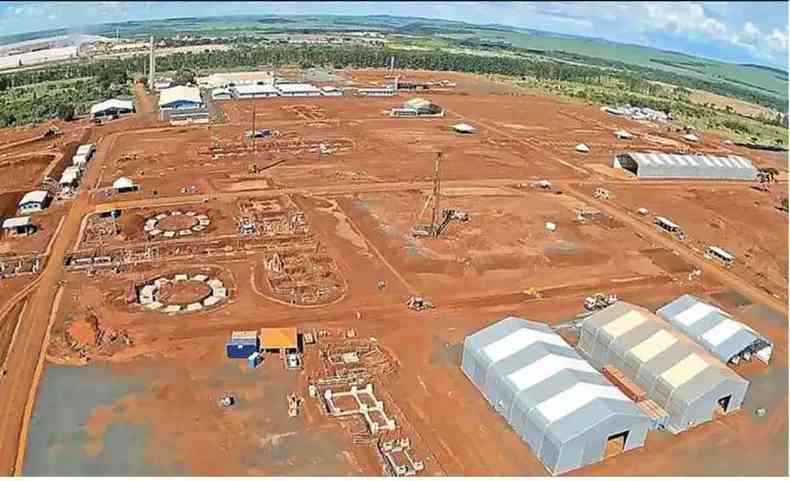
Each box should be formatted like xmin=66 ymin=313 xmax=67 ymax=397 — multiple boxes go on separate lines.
xmin=0 ymin=68 xmax=786 ymax=477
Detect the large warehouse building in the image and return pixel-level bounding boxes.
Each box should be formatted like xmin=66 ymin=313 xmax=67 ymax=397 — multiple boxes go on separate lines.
xmin=578 ymin=302 xmax=749 ymax=434
xmin=461 ymin=317 xmax=651 ymax=475
xmin=657 ymin=294 xmax=773 ymax=365
xmin=613 ymin=152 xmax=758 ymax=180
xmin=158 ymin=85 xmax=203 ymax=110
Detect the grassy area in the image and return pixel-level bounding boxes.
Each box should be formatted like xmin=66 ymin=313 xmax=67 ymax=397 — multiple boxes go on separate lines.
xmin=5 ymin=15 xmax=783 ymax=100
xmin=496 ymin=74 xmax=788 ymax=145
xmin=0 ymin=77 xmax=128 ymax=126
xmin=439 ymin=27 xmax=788 ymax=101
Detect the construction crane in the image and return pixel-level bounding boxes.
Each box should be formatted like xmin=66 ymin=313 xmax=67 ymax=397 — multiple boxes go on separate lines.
xmin=412 ymin=152 xmax=470 ymax=237
xmin=412 ymin=153 xmax=442 ymax=237
xmin=413 ymin=153 xmax=471 ymax=237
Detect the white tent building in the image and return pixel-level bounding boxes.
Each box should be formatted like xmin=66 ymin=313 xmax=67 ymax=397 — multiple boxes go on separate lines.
xmin=613 ymin=152 xmax=758 ymax=180
xmin=112 ymin=176 xmax=137 ymax=192
xmin=452 ymin=123 xmax=475 ymax=134
xmin=462 ymin=317 xmax=650 ymax=475
xmin=90 ymin=99 xmax=134 ymax=119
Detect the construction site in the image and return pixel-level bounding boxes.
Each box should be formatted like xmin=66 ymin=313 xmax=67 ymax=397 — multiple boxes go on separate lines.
xmin=0 ymin=67 xmax=786 ymax=477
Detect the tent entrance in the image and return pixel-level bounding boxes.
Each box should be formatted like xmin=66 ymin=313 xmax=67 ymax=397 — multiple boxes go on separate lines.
xmin=604 ymin=430 xmax=629 ymax=458
xmin=715 ymin=395 xmax=732 ymax=416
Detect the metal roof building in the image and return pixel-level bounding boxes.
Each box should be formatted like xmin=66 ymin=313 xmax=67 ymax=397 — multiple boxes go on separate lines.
xmin=196 ymin=70 xmax=274 ymax=89
xmin=613 ymin=152 xmax=758 ymax=180
xmin=18 ymin=190 xmax=50 ymax=214
xmin=461 ymin=317 xmax=650 ymax=475
xmin=657 ymin=294 xmax=773 ymax=365
xmin=275 ymin=83 xmax=321 ymax=96
xmin=158 ymin=86 xmax=203 ymax=110
xmin=232 ymin=84 xmax=280 ymax=98
xmin=578 ymin=302 xmax=749 ymax=434
xmin=90 ymin=99 xmax=134 ymax=119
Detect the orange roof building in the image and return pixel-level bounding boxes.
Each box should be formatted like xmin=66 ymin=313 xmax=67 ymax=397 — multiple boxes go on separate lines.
xmin=260 ymin=327 xmax=298 ymax=351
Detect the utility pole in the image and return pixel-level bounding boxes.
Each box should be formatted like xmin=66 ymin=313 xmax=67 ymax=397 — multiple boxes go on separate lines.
xmin=430 ymin=152 xmax=442 ymax=236
xmin=252 ymin=105 xmax=256 ymax=155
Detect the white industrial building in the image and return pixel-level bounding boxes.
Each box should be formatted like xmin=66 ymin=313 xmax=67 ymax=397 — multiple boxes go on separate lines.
xmin=613 ymin=152 xmax=758 ymax=180
xmin=462 ymin=317 xmax=651 ymax=475
xmin=657 ymin=295 xmax=772 ymax=365
xmin=275 ymin=83 xmax=321 ymax=97
xmin=197 ymin=70 xmax=274 ymax=89
xmin=18 ymin=190 xmax=51 ymax=214
xmin=577 ymin=302 xmax=749 ymax=434
xmin=355 ymin=87 xmax=395 ymax=97
xmin=89 ymin=99 xmax=134 ymax=120
xmin=232 ymin=84 xmax=280 ymax=99
xmin=158 ymin=85 xmax=203 ymax=110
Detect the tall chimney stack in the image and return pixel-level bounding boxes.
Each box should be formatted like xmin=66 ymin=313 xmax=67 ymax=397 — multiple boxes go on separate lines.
xmin=148 ymin=36 xmax=155 ymax=90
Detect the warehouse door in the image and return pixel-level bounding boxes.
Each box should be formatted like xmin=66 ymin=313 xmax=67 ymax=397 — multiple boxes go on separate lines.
xmin=604 ymin=430 xmax=629 ymax=458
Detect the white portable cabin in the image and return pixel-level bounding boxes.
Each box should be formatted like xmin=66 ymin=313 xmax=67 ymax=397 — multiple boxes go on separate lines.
xmin=72 ymin=143 xmax=96 ymax=166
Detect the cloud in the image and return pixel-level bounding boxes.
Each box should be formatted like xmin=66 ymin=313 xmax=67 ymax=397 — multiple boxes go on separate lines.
xmin=0 ymin=1 xmax=786 ymax=68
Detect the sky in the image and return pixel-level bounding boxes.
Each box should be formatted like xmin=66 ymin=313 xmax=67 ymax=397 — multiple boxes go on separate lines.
xmin=0 ymin=1 xmax=787 ymax=69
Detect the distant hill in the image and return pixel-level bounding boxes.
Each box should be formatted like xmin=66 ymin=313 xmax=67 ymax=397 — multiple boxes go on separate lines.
xmin=0 ymin=13 xmax=786 ymax=102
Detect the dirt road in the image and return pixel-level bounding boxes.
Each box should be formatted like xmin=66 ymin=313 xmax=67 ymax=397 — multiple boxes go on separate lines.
xmin=0 ymin=130 xmax=104 ymax=475
xmin=560 ymin=181 xmax=787 ymax=314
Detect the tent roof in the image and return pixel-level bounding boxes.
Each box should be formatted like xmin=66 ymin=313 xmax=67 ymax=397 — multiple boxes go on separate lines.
xmin=90 ymin=99 xmax=133 ymax=115
xmin=657 ymin=294 xmax=771 ymax=364
xmin=112 ymin=177 xmax=135 ymax=189
xmin=464 ymin=317 xmax=646 ymax=443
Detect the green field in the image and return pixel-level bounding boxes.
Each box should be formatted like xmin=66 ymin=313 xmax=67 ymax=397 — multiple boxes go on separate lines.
xmin=1 ymin=14 xmax=786 ymax=103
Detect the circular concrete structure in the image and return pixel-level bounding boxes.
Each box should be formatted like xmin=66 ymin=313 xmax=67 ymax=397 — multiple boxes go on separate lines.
xmin=137 ymin=273 xmax=229 ymax=314
xmin=144 ymin=211 xmax=211 ymax=238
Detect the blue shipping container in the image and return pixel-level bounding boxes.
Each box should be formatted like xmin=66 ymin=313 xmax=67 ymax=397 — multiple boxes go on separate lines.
xmin=226 ymin=341 xmax=258 ymax=359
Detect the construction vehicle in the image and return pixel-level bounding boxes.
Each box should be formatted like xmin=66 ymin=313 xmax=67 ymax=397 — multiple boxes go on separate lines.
xmin=412 ymin=153 xmax=470 ymax=237
xmin=217 ymin=393 xmax=235 ymax=408
xmin=286 ymin=353 xmax=302 ymax=370
xmin=43 ymin=127 xmax=62 ymax=138
xmin=244 ymin=128 xmax=273 ymax=140
xmin=406 ymin=296 xmax=435 ymax=311
xmin=755 ymin=169 xmax=778 ymax=192
xmin=594 ymin=187 xmax=613 ymax=200
xmin=287 ymin=393 xmax=302 ymax=417
xmin=584 ymin=293 xmax=619 ymax=311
